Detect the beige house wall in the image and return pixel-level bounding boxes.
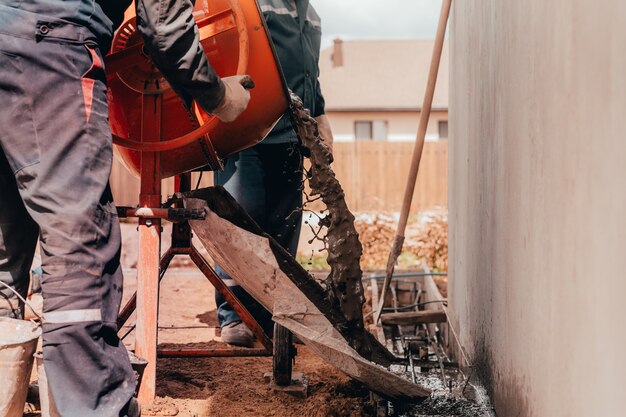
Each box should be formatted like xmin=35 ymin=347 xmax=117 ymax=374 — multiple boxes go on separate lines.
xmin=450 ymin=1 xmax=626 ymax=417
xmin=326 ymin=110 xmax=448 ymax=141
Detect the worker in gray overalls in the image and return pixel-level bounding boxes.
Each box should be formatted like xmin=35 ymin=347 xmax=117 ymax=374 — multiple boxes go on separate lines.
xmin=0 ymin=1 xmax=252 ymax=415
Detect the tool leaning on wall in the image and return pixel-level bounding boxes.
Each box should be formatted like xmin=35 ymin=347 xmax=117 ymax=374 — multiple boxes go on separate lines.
xmin=375 ymin=0 xmax=452 ymax=324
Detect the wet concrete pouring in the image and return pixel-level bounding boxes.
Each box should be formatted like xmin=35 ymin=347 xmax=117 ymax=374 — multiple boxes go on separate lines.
xmin=289 ymin=93 xmax=394 ymax=366
xmin=287 ymin=95 xmax=496 ymax=416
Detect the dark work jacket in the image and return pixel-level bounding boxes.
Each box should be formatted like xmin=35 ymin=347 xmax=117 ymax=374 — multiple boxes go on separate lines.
xmin=260 ymin=0 xmax=326 ymax=144
xmin=0 ymin=0 xmax=225 ymax=113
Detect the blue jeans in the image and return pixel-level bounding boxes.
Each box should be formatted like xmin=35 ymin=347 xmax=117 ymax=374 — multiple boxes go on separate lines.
xmin=214 ymin=142 xmax=303 ymax=333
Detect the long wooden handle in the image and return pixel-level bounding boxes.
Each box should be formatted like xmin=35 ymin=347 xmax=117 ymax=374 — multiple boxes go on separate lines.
xmin=375 ymin=0 xmax=452 ymax=323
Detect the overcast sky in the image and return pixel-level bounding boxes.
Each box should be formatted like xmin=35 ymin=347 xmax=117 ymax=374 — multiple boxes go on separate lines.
xmin=312 ymin=0 xmax=444 ymax=50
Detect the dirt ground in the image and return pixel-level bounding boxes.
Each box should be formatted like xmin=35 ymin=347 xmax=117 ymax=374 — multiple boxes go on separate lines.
xmin=153 ymin=348 xmax=373 ymax=417
xmin=118 ymin=265 xmax=374 ymax=417
xmin=111 ymin=221 xmax=455 ymax=417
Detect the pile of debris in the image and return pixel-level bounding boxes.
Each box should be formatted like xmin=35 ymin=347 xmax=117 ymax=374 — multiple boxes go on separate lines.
xmin=405 ymin=212 xmax=448 ymax=272
xmin=354 ymin=211 xmax=448 ymax=272
xmin=354 ymin=213 xmax=398 ymax=270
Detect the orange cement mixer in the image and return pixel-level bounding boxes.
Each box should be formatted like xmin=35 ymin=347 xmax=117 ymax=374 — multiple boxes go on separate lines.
xmin=105 ymin=0 xmax=289 ymax=178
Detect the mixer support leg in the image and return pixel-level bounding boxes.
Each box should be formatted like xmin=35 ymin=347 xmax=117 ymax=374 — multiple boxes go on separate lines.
xmin=135 ymin=93 xmax=163 ymax=404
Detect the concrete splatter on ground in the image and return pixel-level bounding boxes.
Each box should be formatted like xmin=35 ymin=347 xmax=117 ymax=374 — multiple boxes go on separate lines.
xmin=388 ymin=357 xmax=494 ymax=416
xmin=406 ymin=394 xmax=490 ymax=417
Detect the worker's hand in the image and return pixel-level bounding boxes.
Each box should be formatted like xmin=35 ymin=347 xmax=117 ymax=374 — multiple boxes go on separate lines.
xmin=213 ymin=75 xmax=255 ymax=123
xmin=315 ymin=114 xmax=334 ymax=153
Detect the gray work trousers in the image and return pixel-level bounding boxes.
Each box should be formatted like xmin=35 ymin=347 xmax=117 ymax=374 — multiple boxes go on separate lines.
xmin=0 ymin=6 xmax=135 ymax=416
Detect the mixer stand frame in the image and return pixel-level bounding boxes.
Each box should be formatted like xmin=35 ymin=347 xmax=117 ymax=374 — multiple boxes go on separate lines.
xmin=116 ymin=93 xmax=284 ymax=404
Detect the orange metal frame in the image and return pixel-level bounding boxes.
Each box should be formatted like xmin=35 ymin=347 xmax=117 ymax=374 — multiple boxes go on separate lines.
xmin=116 ymin=163 xmax=273 ymax=403
xmin=106 ymin=0 xmax=291 ymax=404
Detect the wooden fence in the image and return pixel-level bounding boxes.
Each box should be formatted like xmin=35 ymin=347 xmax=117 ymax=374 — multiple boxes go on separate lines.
xmin=110 ymin=141 xmax=448 ymax=214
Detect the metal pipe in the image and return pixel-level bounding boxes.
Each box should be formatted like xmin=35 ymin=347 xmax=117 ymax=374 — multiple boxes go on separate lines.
xmin=117 ymin=206 xmax=206 ymax=221
xmin=364 ymin=272 xmax=448 ymax=281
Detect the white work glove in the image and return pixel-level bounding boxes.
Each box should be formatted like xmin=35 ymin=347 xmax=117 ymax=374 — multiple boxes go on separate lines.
xmin=212 ymin=75 xmax=255 ymax=123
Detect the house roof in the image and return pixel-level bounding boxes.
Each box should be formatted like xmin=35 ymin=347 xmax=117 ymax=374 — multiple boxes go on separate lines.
xmin=319 ymin=39 xmax=449 ymax=112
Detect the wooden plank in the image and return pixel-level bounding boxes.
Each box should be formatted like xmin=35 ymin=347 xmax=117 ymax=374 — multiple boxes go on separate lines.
xmin=380 ymin=310 xmax=447 ymax=326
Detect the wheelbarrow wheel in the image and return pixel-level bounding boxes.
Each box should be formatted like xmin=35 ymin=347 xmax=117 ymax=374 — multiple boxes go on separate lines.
xmin=272 ymin=324 xmax=293 ymax=386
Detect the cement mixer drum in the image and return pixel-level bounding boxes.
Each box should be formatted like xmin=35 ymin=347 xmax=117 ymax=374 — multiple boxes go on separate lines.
xmin=106 ymin=0 xmax=289 ymax=178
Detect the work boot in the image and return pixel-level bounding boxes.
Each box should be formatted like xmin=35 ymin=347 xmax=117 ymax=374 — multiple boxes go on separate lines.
xmin=24 ymin=383 xmax=40 ymax=414
xmin=221 ymin=321 xmax=254 ymax=347
xmin=124 ymin=398 xmax=141 ymax=417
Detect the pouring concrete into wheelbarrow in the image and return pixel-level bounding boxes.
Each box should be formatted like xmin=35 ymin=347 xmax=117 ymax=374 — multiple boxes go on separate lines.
xmin=183 ymin=187 xmax=430 ymax=400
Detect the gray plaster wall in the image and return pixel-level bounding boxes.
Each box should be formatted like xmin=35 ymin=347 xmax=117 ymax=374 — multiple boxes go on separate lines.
xmin=449 ymin=1 xmax=626 ymax=416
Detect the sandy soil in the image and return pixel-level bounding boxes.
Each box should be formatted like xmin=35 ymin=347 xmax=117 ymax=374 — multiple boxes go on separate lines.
xmin=117 ymin=267 xmax=373 ymax=417
xmin=154 ymin=349 xmax=372 ymax=417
